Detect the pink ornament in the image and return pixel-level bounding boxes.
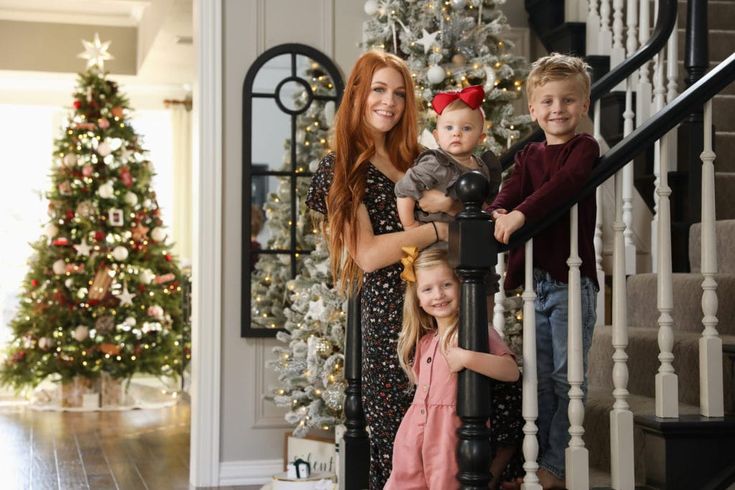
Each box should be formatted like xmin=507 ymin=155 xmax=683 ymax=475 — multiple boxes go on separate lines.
xmin=82 ymin=165 xmax=94 ymax=177
xmin=97 ymin=118 xmax=110 ymax=129
xmin=147 ymin=305 xmax=164 ymax=320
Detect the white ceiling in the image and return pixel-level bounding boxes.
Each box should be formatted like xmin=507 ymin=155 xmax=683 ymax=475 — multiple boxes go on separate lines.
xmin=0 ymin=0 xmax=194 ymax=87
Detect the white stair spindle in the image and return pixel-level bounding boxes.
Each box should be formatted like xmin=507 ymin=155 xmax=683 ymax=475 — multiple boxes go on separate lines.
xmin=565 ymin=205 xmax=589 ymax=490
xmin=655 ymin=130 xmax=679 ymax=418
xmin=593 ymin=101 xmax=605 ymax=327
xmin=611 ymin=0 xmax=626 ymax=80
xmin=665 ymin=15 xmax=680 ymax=171
xmin=651 ymin=49 xmax=667 ymax=272
xmin=599 ymin=0 xmax=613 ymax=55
xmin=623 ymin=76 xmax=637 ymax=275
xmin=637 ymin=0 xmax=653 ymax=123
xmin=611 ymin=167 xmax=634 ymax=490
xmin=521 ymin=241 xmax=541 ymax=490
xmin=699 ymin=100 xmax=724 ymax=417
xmin=587 ymin=0 xmax=601 ymax=55
xmin=493 ymin=252 xmax=507 ymax=336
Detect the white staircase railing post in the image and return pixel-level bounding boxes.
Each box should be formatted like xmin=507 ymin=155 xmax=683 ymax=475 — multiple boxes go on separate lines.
xmin=655 ymin=130 xmax=679 ymax=418
xmin=593 ymin=101 xmax=606 ymax=327
xmin=521 ymin=241 xmax=542 ymax=490
xmin=651 ymin=48 xmax=667 ymax=272
xmin=699 ymin=100 xmax=724 ymax=417
xmin=565 ymin=205 xmax=589 ymax=490
xmin=622 ymin=77 xmax=637 ymax=275
xmin=611 ymin=0 xmax=626 ymax=90
xmin=610 ymin=166 xmax=634 ymax=490
xmin=637 ymin=0 xmax=653 ymax=123
xmin=665 ymin=14 xmax=679 ymax=171
xmin=587 ymin=0 xmax=601 ymax=55
xmin=599 ymin=0 xmax=613 ymax=55
xmin=493 ymin=252 xmax=507 ymax=337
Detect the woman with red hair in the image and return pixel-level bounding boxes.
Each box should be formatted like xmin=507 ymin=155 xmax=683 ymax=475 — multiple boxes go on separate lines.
xmin=306 ymin=50 xmax=447 ymax=488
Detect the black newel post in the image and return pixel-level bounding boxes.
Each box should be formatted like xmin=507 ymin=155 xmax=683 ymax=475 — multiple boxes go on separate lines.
xmin=675 ymin=0 xmax=709 ymax=271
xmin=449 ymin=172 xmax=499 ymax=489
xmin=342 ymin=293 xmax=369 ymax=490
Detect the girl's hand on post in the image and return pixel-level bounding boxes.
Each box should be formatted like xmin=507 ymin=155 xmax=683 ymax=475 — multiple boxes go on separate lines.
xmin=443 ymin=345 xmax=467 ymax=373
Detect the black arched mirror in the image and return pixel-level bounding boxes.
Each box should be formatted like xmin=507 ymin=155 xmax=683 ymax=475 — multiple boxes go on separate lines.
xmin=242 ymin=44 xmax=344 ymax=337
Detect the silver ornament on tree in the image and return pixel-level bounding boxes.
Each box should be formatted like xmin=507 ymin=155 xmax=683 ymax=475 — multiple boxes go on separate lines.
xmin=427 ymin=65 xmax=446 ymax=85
xmin=364 ymin=0 xmax=379 ymax=16
xmin=451 ymin=0 xmax=466 ymax=9
xmin=483 ymin=66 xmax=497 ymax=92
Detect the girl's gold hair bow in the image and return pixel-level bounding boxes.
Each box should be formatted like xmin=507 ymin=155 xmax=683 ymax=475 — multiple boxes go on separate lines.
xmin=400 ymin=246 xmax=420 ymax=283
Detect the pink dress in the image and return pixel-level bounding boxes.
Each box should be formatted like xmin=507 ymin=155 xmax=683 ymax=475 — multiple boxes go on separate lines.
xmin=384 ymin=328 xmax=514 ymax=490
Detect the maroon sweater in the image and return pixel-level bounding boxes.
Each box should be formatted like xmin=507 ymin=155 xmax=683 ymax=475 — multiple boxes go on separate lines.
xmin=489 ymin=133 xmax=599 ymax=290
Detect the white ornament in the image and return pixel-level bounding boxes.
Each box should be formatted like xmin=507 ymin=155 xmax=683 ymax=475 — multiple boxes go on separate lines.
xmin=63 ymin=153 xmax=77 ymax=167
xmin=77 ymin=33 xmax=114 ymax=69
xmin=452 ymin=0 xmax=466 ymax=8
xmin=97 ymin=140 xmax=112 ymax=157
xmin=53 ymin=260 xmax=66 ymax=275
xmin=112 ymin=245 xmax=129 ymax=261
xmin=427 ymin=65 xmax=446 ymax=84
xmin=364 ymin=0 xmax=379 ymax=16
xmin=150 ymin=227 xmax=167 ymax=242
xmin=416 ymin=29 xmax=441 ymax=54
xmin=74 ymin=238 xmax=92 ymax=257
xmin=143 ymin=198 xmax=152 ymax=209
xmin=116 ymin=282 xmax=136 ymax=307
xmin=124 ymin=192 xmax=138 ymax=206
xmin=65 ymin=278 xmax=73 ymax=288
xmin=123 ymin=316 xmax=137 ymax=327
xmin=73 ymin=325 xmax=89 ymax=342
xmin=140 ymin=269 xmax=156 ymax=285
xmin=45 ymin=223 xmax=58 ymax=239
xmin=98 ymin=181 xmax=114 ymax=199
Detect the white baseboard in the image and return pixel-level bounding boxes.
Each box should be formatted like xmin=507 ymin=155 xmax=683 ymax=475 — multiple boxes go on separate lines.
xmin=219 ymin=459 xmax=284 ymax=486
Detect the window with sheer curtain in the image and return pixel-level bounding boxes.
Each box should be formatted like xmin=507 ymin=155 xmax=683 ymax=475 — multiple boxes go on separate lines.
xmin=0 ymin=104 xmax=174 ymax=358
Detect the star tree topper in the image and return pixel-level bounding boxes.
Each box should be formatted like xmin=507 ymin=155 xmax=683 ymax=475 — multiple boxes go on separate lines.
xmin=78 ymin=33 xmax=114 ymax=69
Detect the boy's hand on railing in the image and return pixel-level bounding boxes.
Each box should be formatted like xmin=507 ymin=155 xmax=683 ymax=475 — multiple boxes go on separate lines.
xmin=490 ymin=209 xmax=507 ymax=220
xmin=494 ymin=210 xmax=526 ymax=244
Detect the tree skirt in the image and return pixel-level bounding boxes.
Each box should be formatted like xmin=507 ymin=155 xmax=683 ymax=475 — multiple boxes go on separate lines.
xmin=28 ymin=376 xmax=180 ymax=412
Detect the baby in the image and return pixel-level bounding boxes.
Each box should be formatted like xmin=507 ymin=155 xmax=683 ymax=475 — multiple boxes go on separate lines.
xmin=395 ymin=85 xmax=501 ymax=229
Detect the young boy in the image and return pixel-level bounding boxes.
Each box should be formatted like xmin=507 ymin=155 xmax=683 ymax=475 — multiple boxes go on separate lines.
xmin=395 ymin=85 xmax=501 ymax=229
xmin=490 ymin=53 xmax=599 ymax=490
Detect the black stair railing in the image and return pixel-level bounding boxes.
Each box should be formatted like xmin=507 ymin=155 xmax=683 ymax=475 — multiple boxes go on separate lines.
xmin=501 ymin=0 xmax=678 ymax=170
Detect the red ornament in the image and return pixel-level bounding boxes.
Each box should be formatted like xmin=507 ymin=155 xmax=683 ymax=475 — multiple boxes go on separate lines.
xmin=94 ymin=230 xmax=106 ymax=242
xmin=73 ymin=99 xmax=82 ymax=109
xmin=111 ymin=106 xmax=124 ymax=118
xmin=53 ymin=237 xmax=69 ymax=246
xmin=11 ymin=351 xmax=26 ymax=363
xmin=65 ymin=209 xmax=75 ymax=220
xmin=119 ymin=166 xmax=133 ymax=188
xmin=164 ymin=254 xmax=172 ymax=262
xmin=154 ymin=273 xmax=176 ymax=284
xmin=31 ymin=279 xmax=39 ymax=287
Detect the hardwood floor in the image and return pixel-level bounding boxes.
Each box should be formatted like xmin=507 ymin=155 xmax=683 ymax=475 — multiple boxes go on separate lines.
xmin=0 ymin=401 xmax=261 ymax=490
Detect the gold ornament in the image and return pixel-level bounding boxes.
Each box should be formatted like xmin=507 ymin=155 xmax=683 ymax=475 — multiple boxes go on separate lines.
xmin=451 ymin=53 xmax=467 ymax=66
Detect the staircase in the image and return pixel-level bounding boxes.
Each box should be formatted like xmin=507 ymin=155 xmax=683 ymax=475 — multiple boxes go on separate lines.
xmin=524 ymin=0 xmax=735 ymax=488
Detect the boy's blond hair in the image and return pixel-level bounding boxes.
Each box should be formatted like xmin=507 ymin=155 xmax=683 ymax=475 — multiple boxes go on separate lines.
xmin=526 ymin=52 xmax=592 ymax=101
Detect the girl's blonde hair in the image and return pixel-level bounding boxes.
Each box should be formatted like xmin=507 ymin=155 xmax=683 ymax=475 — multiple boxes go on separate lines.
xmin=397 ymin=247 xmax=459 ymax=384
xmin=326 ymin=50 xmax=420 ymax=294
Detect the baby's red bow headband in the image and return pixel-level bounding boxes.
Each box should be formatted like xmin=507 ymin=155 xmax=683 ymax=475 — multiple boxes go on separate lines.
xmin=431 ymin=85 xmax=485 ymax=115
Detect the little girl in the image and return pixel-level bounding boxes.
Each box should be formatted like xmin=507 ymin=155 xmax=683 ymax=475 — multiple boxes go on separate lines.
xmin=385 ymin=247 xmax=523 ymax=490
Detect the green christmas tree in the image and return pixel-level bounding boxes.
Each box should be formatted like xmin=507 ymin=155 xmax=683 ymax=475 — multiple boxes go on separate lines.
xmin=363 ymin=0 xmax=531 ymax=154
xmin=0 ymin=37 xmax=187 ymax=392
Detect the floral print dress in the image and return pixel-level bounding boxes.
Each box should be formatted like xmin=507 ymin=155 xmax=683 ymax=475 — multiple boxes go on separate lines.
xmin=306 ymin=153 xmax=413 ymax=489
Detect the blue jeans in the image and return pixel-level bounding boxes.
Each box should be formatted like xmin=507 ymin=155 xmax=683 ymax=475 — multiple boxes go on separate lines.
xmin=533 ymin=269 xmax=597 ymax=480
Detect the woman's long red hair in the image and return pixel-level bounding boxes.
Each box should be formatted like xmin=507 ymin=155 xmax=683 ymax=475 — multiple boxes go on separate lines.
xmin=326 ymin=50 xmax=419 ymax=293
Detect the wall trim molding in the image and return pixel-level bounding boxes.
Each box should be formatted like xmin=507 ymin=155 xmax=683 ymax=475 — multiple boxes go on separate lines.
xmin=190 ymin=0 xmax=223 ymax=486
xmin=219 ymin=459 xmax=284 ymax=486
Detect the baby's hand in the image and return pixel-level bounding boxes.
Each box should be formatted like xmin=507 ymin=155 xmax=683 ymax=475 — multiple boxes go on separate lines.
xmin=443 ymin=345 xmax=467 ymax=373
xmin=418 ymin=189 xmax=456 ymax=214
xmin=494 ymin=210 xmax=525 ymax=244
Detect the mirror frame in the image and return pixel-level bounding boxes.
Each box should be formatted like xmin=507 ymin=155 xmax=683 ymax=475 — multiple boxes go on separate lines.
xmin=241 ymin=43 xmax=344 ymax=337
